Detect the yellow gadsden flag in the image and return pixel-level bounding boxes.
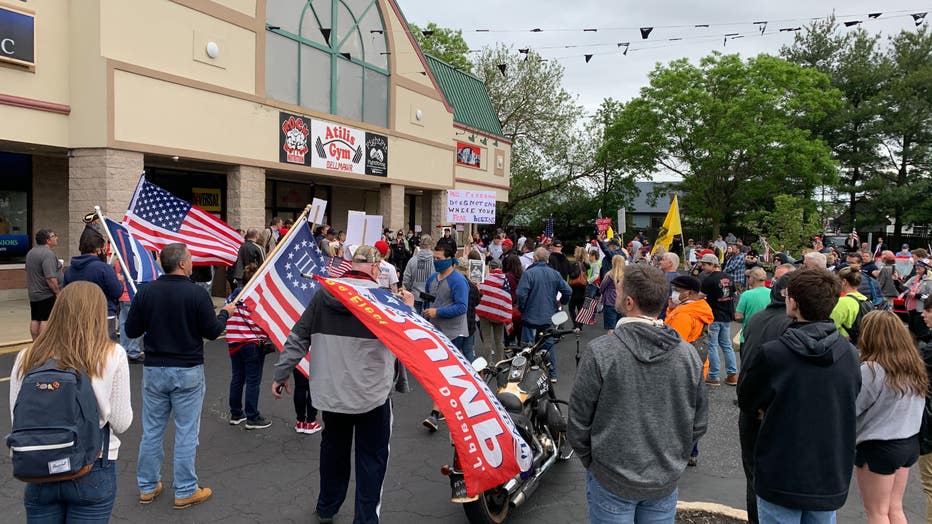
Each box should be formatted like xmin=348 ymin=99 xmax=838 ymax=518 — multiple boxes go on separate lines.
xmin=651 ymin=195 xmax=682 ymax=254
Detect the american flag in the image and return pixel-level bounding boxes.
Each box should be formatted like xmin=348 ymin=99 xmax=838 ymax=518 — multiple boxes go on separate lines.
xmin=575 ymin=296 xmax=598 ymax=325
xmin=544 ymin=216 xmax=554 ymax=239
xmin=323 ymin=255 xmax=353 ymax=278
xmin=240 ymin=217 xmax=329 ymax=348
xmin=123 ymin=177 xmax=241 ymax=266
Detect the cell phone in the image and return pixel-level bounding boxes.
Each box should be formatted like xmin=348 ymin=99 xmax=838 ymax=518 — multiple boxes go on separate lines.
xmin=275 ymin=383 xmax=284 ymax=395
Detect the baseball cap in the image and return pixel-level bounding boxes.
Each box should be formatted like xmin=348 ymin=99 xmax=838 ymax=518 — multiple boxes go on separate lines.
xmin=374 ymin=240 xmax=389 ymax=257
xmin=699 ymin=254 xmax=720 ymax=265
xmin=489 ymin=258 xmax=502 ymax=270
xmin=918 ymin=258 xmax=932 ymax=270
xmin=551 ymin=239 xmax=563 ymax=247
xmin=502 ymin=238 xmax=513 ymax=248
xmin=607 ymin=237 xmax=620 ymax=246
xmin=670 ymin=275 xmax=701 ymax=293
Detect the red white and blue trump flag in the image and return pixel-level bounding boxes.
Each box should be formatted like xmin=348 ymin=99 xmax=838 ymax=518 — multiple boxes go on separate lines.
xmin=314 ymin=276 xmax=533 ymax=496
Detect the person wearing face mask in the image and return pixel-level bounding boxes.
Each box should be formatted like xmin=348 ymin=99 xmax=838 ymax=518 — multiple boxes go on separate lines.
xmin=664 ymin=274 xmax=714 ymax=467
xmin=125 ymin=243 xmax=236 ymax=509
xmin=63 ymin=224 xmax=124 ymax=340
xmin=421 ymin=243 xmax=471 ymax=432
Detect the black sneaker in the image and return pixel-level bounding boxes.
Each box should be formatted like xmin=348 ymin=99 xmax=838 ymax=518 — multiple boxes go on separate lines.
xmin=244 ymin=417 xmax=272 ymax=429
xmin=422 ymin=411 xmax=439 ymax=432
xmin=316 ymin=512 xmax=334 ymax=524
xmin=435 ymin=411 xmax=445 ymax=422
xmin=229 ymin=415 xmax=246 ymax=426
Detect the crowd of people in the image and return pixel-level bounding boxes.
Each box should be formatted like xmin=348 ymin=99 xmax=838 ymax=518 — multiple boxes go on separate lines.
xmin=13 ymin=217 xmax=932 ymax=524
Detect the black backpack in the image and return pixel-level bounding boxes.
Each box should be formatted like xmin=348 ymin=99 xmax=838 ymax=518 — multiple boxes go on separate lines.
xmin=846 ymin=295 xmax=874 ymax=345
xmin=6 ymin=360 xmax=108 ymax=483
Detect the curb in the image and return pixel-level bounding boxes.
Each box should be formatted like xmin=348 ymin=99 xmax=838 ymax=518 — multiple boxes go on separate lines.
xmin=677 ymin=501 xmax=748 ymax=521
xmin=0 ymin=340 xmax=31 ymax=355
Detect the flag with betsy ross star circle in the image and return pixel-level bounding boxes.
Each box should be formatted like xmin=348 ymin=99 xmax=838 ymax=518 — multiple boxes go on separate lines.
xmin=123 ymin=176 xmax=242 ymax=266
xmin=238 ymin=216 xmax=329 ymax=358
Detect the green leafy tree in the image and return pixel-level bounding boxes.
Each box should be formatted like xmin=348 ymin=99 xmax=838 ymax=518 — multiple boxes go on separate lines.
xmin=409 ymin=22 xmax=472 ymax=73
xmin=745 ymin=194 xmax=823 ymax=255
xmin=600 ymin=52 xmax=841 ymax=238
xmin=782 ymin=19 xmax=889 ymax=231
xmin=472 ymin=45 xmax=586 ymax=226
xmin=874 ymin=27 xmax=932 ymax=242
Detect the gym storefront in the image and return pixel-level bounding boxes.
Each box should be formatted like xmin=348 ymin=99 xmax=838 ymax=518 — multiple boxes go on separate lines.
xmin=0 ymin=0 xmax=511 ymax=296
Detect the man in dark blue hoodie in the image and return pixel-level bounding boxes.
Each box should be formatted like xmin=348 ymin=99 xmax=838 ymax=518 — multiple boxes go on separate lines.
xmin=738 ymin=267 xmax=860 ymax=524
xmin=63 ymin=225 xmax=123 ymax=340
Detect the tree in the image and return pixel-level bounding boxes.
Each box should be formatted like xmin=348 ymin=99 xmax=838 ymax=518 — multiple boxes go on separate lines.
xmin=471 ymin=45 xmax=587 ymax=226
xmin=874 ymin=27 xmax=932 ymax=243
xmin=409 ymin=22 xmax=472 ymax=73
xmin=600 ymin=52 xmax=842 ymax=238
xmin=782 ymin=19 xmax=889 ymax=231
xmin=744 ymin=194 xmax=822 ymax=254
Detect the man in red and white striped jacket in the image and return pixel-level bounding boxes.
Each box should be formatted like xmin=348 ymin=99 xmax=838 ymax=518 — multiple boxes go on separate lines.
xmin=477 ymin=259 xmax=512 ymax=361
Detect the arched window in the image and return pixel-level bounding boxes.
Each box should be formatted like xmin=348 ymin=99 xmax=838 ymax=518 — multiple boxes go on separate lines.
xmin=265 ymin=0 xmax=389 ymax=128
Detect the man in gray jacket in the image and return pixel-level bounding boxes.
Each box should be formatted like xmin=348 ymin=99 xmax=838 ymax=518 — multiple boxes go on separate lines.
xmin=271 ymin=245 xmax=414 ymax=524
xmin=569 ymin=264 xmax=708 ymax=523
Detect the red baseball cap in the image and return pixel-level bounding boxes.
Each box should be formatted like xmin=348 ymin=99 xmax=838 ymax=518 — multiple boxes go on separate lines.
xmin=374 ymin=240 xmax=389 ymax=256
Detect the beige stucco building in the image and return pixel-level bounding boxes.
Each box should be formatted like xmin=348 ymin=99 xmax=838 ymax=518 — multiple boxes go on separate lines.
xmin=0 ymin=0 xmax=511 ymax=294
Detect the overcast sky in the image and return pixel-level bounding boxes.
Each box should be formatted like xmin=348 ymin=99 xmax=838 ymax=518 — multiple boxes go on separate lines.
xmin=398 ymin=1 xmax=928 ymax=112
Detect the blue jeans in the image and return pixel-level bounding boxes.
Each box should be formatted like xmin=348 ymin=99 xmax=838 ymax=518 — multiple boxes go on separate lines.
xmin=119 ymin=301 xmax=143 ymax=358
xmin=586 ymin=469 xmax=678 ymax=523
xmin=707 ymin=321 xmax=737 ymax=380
xmin=24 ymin=459 xmax=116 ymax=523
xmin=229 ymin=343 xmax=265 ymax=420
xmin=757 ymin=496 xmax=836 ymax=524
xmin=138 ymin=365 xmax=205 ymax=499
xmin=521 ymin=324 xmax=557 ymax=378
xmin=603 ymin=306 xmax=620 ymax=331
xmin=452 ymin=335 xmax=475 ymax=364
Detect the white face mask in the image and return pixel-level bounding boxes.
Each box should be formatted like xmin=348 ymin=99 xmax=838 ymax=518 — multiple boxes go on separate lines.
xmin=670 ymin=291 xmax=684 ymax=305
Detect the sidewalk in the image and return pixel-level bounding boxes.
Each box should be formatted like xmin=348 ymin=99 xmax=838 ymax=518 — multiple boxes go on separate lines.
xmin=0 ymin=294 xmax=228 ymax=352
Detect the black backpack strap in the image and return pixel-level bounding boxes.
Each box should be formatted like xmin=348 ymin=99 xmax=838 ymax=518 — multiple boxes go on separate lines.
xmin=100 ymin=423 xmax=111 ymax=466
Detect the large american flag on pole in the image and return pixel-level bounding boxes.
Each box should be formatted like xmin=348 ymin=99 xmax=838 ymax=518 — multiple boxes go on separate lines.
xmin=123 ymin=176 xmax=241 ymax=266
xmin=239 ymin=216 xmax=329 ymax=350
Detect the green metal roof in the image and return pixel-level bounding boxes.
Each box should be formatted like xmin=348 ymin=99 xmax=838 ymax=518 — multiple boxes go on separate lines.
xmin=424 ymin=54 xmax=504 ymax=138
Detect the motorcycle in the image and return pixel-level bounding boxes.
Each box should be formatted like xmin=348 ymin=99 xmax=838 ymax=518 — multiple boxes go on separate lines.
xmin=442 ymin=311 xmax=579 ymax=524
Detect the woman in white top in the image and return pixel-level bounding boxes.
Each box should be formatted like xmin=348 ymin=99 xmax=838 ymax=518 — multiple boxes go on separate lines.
xmin=854 ymin=311 xmax=927 ymax=524
xmin=10 ymin=281 xmax=133 ymax=522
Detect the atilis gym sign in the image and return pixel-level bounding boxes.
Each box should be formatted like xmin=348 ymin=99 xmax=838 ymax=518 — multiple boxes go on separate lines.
xmin=0 ymin=4 xmax=35 ymax=67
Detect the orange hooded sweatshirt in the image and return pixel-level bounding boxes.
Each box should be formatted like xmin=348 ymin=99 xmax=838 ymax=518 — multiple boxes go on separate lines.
xmin=664 ymin=299 xmax=714 ymax=343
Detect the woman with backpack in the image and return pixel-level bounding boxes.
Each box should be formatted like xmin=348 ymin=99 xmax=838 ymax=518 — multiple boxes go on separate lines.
xmin=831 ymin=265 xmax=872 ymax=344
xmin=854 ymin=311 xmax=927 ymax=524
xmin=9 ymin=281 xmax=133 ymax=522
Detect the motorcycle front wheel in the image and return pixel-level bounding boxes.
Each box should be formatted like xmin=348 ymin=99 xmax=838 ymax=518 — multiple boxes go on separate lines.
xmin=463 ymin=486 xmax=510 ymax=524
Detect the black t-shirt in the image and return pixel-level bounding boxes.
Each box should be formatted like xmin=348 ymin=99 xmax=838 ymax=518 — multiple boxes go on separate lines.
xmin=701 ymin=270 xmax=736 ymax=322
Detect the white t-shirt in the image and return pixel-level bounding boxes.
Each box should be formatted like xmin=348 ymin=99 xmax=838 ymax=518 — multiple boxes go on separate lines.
xmin=10 ymin=344 xmax=133 ymax=460
xmin=377 ymin=260 xmax=399 ymax=290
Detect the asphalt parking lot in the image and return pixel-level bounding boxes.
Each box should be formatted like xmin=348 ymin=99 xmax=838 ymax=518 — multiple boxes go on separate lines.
xmin=0 ymin=323 xmax=926 ymax=523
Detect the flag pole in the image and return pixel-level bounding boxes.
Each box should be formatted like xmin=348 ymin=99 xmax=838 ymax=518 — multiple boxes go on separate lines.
xmin=233 ymin=203 xmax=313 ymax=305
xmin=95 ymin=206 xmax=137 ymax=295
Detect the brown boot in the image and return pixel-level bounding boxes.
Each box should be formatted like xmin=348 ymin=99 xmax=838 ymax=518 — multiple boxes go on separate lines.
xmin=139 ymin=482 xmax=162 ymax=505
xmin=174 ymin=487 xmax=212 ymax=509
xmin=725 ymin=374 xmax=738 ymax=386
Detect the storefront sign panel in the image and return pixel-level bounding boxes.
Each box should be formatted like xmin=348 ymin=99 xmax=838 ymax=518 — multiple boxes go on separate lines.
xmin=192 ymin=187 xmax=221 ymax=212
xmin=279 ymin=112 xmax=388 ymax=177
xmin=0 ymin=5 xmax=35 ymax=67
xmin=446 ymin=190 xmax=496 ymax=224
xmin=456 ymin=142 xmax=481 ymax=168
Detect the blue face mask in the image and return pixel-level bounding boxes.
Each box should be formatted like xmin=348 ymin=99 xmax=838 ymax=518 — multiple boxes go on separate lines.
xmin=434 ymin=259 xmax=455 ymax=272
